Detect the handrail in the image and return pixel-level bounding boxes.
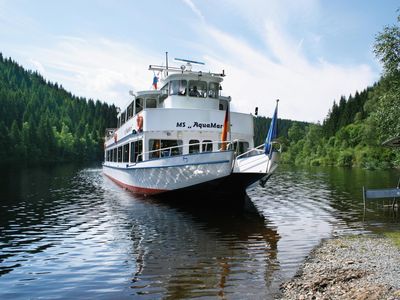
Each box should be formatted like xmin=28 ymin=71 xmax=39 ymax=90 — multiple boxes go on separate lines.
xmin=136 ymin=140 xmax=234 ymax=162
xmin=235 ymin=141 xmax=282 ymax=160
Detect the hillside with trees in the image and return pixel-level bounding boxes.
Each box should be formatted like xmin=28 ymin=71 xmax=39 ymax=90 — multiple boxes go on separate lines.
xmin=279 ymin=12 xmax=400 ymax=169
xmin=253 ymin=115 xmax=308 ymax=147
xmin=0 ymin=53 xmax=117 ymax=163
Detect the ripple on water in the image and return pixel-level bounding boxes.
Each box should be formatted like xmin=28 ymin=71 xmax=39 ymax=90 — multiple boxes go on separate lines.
xmin=0 ymin=164 xmax=399 ymax=299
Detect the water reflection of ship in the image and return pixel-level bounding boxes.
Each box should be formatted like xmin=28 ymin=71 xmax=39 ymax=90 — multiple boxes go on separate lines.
xmin=129 ymin=195 xmax=281 ymax=298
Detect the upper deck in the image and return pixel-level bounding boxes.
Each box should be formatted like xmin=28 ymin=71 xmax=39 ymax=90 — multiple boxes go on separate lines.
xmin=115 ymin=64 xmax=230 ymax=129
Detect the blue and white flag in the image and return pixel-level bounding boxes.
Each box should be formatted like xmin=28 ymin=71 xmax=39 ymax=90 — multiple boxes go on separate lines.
xmin=264 ymin=100 xmax=279 ymax=156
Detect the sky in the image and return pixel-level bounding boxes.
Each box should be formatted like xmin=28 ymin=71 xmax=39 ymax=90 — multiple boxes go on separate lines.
xmin=0 ymin=0 xmax=398 ymax=122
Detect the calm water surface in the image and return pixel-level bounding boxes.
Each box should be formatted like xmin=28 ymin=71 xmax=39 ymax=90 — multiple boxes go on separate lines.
xmin=0 ymin=164 xmax=399 ymax=299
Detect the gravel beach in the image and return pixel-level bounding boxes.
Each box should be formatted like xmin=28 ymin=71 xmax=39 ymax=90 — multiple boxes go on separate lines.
xmin=280 ymin=235 xmax=400 ymax=300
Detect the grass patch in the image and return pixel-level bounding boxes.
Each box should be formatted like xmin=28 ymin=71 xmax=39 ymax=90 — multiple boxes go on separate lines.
xmin=384 ymin=232 xmax=400 ymax=248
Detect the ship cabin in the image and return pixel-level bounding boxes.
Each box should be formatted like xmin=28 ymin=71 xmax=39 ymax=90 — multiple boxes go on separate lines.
xmin=104 ymin=70 xmax=255 ymax=166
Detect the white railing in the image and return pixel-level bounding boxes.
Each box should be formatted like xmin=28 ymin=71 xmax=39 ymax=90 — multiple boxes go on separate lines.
xmin=235 ymin=141 xmax=282 ymax=160
xmin=136 ymin=140 xmax=233 ymax=162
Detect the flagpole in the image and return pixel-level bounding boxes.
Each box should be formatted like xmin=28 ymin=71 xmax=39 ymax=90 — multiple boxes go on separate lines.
xmin=228 ymin=99 xmax=231 ymax=144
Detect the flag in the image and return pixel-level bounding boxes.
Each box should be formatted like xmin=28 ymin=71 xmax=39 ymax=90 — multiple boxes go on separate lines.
xmin=264 ymin=100 xmax=278 ymax=156
xmin=152 ymin=73 xmax=159 ymax=90
xmin=220 ymin=104 xmax=229 ymax=150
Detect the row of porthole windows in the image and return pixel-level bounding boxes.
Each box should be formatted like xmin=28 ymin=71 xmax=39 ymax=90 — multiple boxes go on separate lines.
xmin=106 ymin=140 xmax=143 ymax=163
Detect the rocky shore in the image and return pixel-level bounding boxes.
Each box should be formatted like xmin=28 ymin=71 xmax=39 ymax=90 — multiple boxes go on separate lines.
xmin=280 ymin=235 xmax=400 ymax=299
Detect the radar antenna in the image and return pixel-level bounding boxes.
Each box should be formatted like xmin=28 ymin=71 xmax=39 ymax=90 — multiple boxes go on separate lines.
xmin=175 ymin=58 xmax=205 ymax=72
xmin=174 ymin=58 xmax=205 ymax=65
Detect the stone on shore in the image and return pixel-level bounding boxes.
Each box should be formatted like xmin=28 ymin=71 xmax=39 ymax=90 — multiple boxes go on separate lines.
xmin=280 ymin=235 xmax=400 ymax=299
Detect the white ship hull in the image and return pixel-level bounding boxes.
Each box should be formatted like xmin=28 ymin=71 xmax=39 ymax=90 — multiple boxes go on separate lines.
xmin=103 ymin=151 xmax=234 ymax=195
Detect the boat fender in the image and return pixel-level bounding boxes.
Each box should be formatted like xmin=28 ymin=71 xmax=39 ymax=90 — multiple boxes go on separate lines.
xmin=114 ymin=133 xmax=118 ymax=143
xmin=137 ymin=115 xmax=143 ymax=132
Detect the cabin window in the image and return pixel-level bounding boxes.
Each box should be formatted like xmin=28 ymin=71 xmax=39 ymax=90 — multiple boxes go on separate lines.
xmin=135 ymin=98 xmax=143 ymax=114
xmin=149 ymin=139 xmax=183 ymax=158
xmin=130 ymin=141 xmax=143 ymax=163
xmin=159 ymin=83 xmax=168 ymax=104
xmin=107 ymin=150 xmax=111 ymax=162
xmin=117 ymin=146 xmax=122 ymax=162
xmin=130 ymin=142 xmax=135 ymax=162
xmin=208 ymin=82 xmax=220 ymax=98
xmin=189 ymin=140 xmax=200 ymax=154
xmin=202 ymin=140 xmax=213 ymax=152
xmin=219 ymin=100 xmax=228 ymax=111
xmin=113 ymin=148 xmax=117 ymax=162
xmin=149 ymin=139 xmax=161 ymax=159
xmin=121 ymin=111 xmax=126 ymax=125
xmin=169 ymin=80 xmax=187 ymax=96
xmin=123 ymin=144 xmax=129 ymax=162
xmin=188 ymin=80 xmax=207 ymax=98
xmin=127 ymin=102 xmax=134 ymax=119
xmin=136 ymin=140 xmax=143 ymax=162
xmin=146 ymin=98 xmax=157 ymax=108
xmin=235 ymin=141 xmax=249 ymax=155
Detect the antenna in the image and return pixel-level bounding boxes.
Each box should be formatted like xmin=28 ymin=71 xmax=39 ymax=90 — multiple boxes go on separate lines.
xmin=165 ymin=52 xmax=169 ymax=76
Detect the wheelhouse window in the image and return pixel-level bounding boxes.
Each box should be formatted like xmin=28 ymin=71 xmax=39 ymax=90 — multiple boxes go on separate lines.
xmin=208 ymin=82 xmax=220 ymax=99
xmin=188 ymin=80 xmax=207 ymax=98
xmin=189 ymin=140 xmax=200 ymax=154
xmin=146 ymin=98 xmax=157 ymax=108
xmin=202 ymin=140 xmax=213 ymax=152
xmin=169 ymin=80 xmax=187 ymax=96
xmin=135 ymin=98 xmax=143 ymax=114
xmin=149 ymin=139 xmax=183 ymax=158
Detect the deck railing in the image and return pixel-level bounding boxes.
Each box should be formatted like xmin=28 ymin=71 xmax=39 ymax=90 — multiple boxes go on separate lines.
xmin=136 ymin=140 xmax=233 ymax=162
xmin=235 ymin=141 xmax=282 ymax=160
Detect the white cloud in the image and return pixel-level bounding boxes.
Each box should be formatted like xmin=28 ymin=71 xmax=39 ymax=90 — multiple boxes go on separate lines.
xmin=202 ymin=25 xmax=374 ymax=122
xmin=23 ymin=36 xmax=158 ymax=108
xmin=181 ymin=0 xmax=205 ymax=22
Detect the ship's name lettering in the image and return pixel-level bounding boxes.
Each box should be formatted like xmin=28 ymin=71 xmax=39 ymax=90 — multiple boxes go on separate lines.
xmin=176 ymin=122 xmax=222 ymax=129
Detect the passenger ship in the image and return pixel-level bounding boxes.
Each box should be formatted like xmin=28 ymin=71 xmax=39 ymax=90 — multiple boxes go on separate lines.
xmin=103 ymin=58 xmax=280 ymax=197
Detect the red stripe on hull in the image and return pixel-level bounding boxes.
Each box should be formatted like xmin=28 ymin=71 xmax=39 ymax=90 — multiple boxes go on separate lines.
xmin=104 ymin=173 xmax=168 ymax=195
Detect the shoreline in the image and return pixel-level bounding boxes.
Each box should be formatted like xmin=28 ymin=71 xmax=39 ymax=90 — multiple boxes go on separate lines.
xmin=280 ymin=235 xmax=400 ymax=299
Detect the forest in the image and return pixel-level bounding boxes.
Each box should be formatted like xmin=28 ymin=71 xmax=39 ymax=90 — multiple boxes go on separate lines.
xmin=0 ymin=53 xmax=117 ymax=163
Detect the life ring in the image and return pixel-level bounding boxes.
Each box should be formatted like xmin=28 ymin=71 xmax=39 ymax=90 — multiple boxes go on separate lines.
xmin=136 ymin=115 xmax=143 ymax=132
xmin=114 ymin=133 xmax=117 ymax=143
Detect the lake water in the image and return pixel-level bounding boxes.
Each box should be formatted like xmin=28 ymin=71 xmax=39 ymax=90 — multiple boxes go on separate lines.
xmin=0 ymin=164 xmax=399 ymax=299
